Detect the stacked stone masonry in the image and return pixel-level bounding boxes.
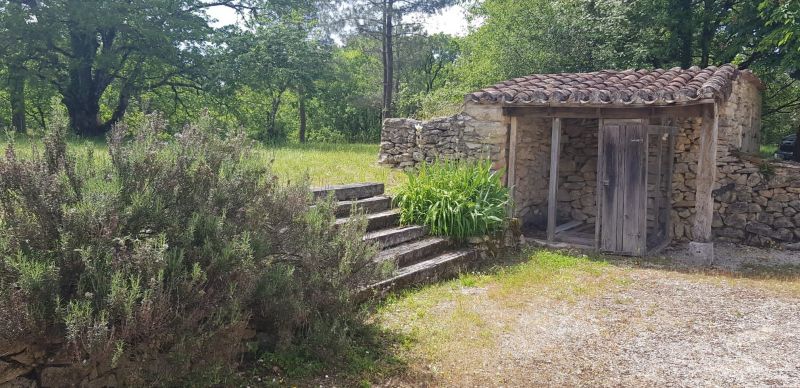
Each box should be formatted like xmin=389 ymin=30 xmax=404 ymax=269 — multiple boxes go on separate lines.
xmin=379 ymin=108 xmax=505 ymax=170
xmin=556 ymin=120 xmax=599 ymax=226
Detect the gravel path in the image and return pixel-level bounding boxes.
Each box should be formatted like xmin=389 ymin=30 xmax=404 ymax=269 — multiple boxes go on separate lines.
xmin=380 ymin=244 xmax=800 ymax=387
xmin=496 ymin=270 xmax=800 ymax=387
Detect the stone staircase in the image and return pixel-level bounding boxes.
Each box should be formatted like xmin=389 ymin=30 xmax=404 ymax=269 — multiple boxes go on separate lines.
xmin=312 ymin=182 xmax=479 ymax=297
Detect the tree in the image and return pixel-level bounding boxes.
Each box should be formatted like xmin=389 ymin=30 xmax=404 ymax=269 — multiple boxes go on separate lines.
xmin=0 ymin=0 xmax=258 ymax=137
xmin=337 ymin=0 xmax=455 ymax=120
xmin=756 ymin=0 xmax=800 ymax=161
xmin=0 ymin=0 xmax=35 ymax=132
xmin=213 ymin=7 xmax=329 ymax=142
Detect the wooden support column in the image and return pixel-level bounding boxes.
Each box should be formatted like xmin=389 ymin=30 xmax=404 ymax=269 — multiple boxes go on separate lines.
xmin=547 ymin=118 xmax=562 ymax=241
xmin=689 ymin=104 xmax=718 ymax=264
xmin=594 ymin=119 xmax=604 ymax=250
xmin=692 ymin=105 xmax=718 ymax=242
xmin=507 ymin=117 xmax=519 ymax=189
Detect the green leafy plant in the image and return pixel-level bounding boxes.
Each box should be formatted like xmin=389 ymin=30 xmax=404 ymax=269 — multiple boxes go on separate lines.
xmin=394 ymin=160 xmax=510 ymax=241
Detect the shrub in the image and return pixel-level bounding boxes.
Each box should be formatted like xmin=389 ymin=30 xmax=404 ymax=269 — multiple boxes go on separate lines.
xmin=394 ymin=160 xmax=510 ymax=241
xmin=0 ymin=108 xmax=381 ymax=385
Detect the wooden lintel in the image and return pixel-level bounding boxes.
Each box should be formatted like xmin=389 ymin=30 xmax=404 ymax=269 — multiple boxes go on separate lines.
xmin=503 ymin=104 xmax=708 ymax=119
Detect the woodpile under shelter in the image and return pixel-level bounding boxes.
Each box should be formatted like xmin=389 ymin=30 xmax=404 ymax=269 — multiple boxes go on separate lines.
xmin=380 ymin=65 xmax=800 ymax=260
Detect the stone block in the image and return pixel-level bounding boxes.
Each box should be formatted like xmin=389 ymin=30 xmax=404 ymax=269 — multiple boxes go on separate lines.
xmin=775 ymin=217 xmax=795 ymax=228
xmin=687 ymin=242 xmax=714 ymax=266
xmin=716 ymin=228 xmax=744 ymax=239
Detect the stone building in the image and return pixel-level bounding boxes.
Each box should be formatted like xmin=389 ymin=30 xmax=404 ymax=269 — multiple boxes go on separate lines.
xmin=380 ymin=65 xmax=800 ymax=260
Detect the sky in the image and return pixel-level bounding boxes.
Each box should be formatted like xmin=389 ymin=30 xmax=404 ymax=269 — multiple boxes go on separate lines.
xmin=206 ymin=4 xmax=474 ymax=36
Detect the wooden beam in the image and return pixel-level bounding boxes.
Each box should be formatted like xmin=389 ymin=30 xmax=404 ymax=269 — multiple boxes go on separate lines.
xmin=503 ymin=104 xmax=708 ymax=119
xmin=555 ymin=220 xmax=583 ymax=234
xmin=692 ymin=105 xmax=718 ymax=242
xmin=547 ymin=118 xmax=562 ymax=241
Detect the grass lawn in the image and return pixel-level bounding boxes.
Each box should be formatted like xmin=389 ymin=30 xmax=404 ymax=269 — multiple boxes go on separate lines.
xmin=1 ymin=138 xmax=407 ymax=191
xmin=264 ymin=143 xmax=406 ymax=190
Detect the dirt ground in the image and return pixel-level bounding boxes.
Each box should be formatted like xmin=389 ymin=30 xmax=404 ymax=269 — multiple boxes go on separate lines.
xmin=375 ymin=243 xmax=800 ymax=387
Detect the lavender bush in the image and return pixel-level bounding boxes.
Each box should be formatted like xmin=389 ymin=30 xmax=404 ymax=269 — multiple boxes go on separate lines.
xmin=0 ymin=108 xmax=381 ymax=385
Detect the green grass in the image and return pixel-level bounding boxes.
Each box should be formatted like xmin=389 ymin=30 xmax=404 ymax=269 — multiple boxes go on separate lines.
xmin=1 ymin=137 xmax=406 ymax=191
xmin=374 ymin=249 xmax=621 ymax=370
xmin=760 ymin=144 xmax=777 ymax=158
xmin=262 ymin=143 xmax=406 ymax=190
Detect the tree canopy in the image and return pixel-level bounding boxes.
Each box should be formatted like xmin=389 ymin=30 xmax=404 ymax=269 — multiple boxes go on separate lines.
xmin=0 ymin=0 xmax=798 ymax=148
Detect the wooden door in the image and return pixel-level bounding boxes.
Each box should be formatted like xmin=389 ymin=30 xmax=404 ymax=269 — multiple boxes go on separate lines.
xmin=599 ymin=123 xmax=648 ymax=255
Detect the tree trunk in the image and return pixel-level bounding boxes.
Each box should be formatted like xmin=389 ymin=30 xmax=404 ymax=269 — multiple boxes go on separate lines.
xmin=61 ymin=28 xmax=129 ymax=137
xmin=8 ymin=63 xmax=26 ymax=133
xmin=674 ymin=0 xmax=694 ymax=68
xmin=381 ymin=0 xmax=394 ymax=121
xmin=63 ymin=29 xmax=106 ymax=137
xmin=699 ymin=0 xmax=713 ymax=67
xmin=298 ymin=91 xmax=307 ymax=143
xmin=266 ymin=89 xmax=284 ymax=140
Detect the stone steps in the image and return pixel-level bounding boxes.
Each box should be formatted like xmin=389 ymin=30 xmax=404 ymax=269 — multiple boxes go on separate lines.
xmin=336 ymin=209 xmax=401 ymax=232
xmin=364 ymin=225 xmax=427 ymax=249
xmin=313 ymin=182 xmax=478 ymax=298
xmin=374 ymin=236 xmax=451 ymax=268
xmin=368 ymin=248 xmax=479 ymax=297
xmin=313 ymin=182 xmax=384 ymax=201
xmin=335 ymin=195 xmax=392 ymax=217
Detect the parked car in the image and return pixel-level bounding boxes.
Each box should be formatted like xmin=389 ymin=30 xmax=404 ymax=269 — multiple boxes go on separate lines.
xmin=775 ymin=133 xmax=796 ymax=160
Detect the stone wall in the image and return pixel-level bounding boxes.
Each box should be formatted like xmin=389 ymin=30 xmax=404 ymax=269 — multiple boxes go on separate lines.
xmin=511 ymin=114 xmax=550 ymax=229
xmin=557 ymin=120 xmax=598 ymax=225
xmin=379 ymin=103 xmax=507 ymax=170
xmin=714 ymin=157 xmax=800 ymax=247
xmin=671 ymin=118 xmax=701 ymax=241
xmin=719 ymin=76 xmax=762 ymax=154
xmin=668 ymin=117 xmax=800 ymax=247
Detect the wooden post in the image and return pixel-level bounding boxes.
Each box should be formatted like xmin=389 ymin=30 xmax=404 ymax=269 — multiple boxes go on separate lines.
xmin=547 ymin=118 xmax=562 ymax=241
xmin=688 ymin=105 xmax=718 ymax=264
xmin=692 ymin=105 xmax=718 ymax=242
xmin=595 ymin=119 xmax=604 ymax=250
xmin=508 ymin=117 xmax=518 ymax=190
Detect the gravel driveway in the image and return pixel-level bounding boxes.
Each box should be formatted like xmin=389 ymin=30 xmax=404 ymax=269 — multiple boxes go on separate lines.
xmin=378 ymin=243 xmax=800 ymax=387
xmin=496 ymin=269 xmax=800 ymax=387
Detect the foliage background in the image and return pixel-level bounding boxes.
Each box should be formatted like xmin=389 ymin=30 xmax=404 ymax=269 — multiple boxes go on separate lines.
xmin=1 ymin=0 xmax=798 ymax=147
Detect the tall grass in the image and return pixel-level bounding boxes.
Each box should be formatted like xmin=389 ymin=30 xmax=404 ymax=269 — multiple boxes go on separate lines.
xmin=0 ymin=138 xmax=407 ymax=191
xmin=394 ymin=160 xmax=510 ymax=241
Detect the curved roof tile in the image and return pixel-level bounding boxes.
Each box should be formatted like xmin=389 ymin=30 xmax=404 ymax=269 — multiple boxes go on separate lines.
xmin=466 ymin=64 xmax=759 ymax=106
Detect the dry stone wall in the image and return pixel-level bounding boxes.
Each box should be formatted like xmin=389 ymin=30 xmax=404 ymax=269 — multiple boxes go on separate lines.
xmin=379 ymin=103 xmax=507 ymax=170
xmin=557 ymin=120 xmax=598 ymax=225
xmin=671 ymin=118 xmax=701 ymax=241
xmin=511 ymin=114 xmax=551 ymax=229
xmin=714 ymin=157 xmax=800 ymax=246
xmin=669 ymin=115 xmax=800 ymax=247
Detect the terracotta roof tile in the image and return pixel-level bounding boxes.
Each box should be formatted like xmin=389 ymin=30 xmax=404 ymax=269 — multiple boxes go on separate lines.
xmin=466 ymin=64 xmax=758 ymax=106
